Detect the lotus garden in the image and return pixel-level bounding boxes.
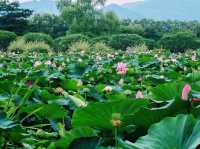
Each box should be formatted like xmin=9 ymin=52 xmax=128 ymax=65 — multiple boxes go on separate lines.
xmin=1 ymin=46 xmax=200 ymax=148
xmin=2 ymin=0 xmax=200 ymax=148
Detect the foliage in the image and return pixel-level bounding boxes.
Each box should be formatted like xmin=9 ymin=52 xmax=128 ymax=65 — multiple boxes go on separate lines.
xmin=120 ymin=24 xmax=145 ymax=36
xmin=59 ymin=0 xmax=119 ymax=36
xmin=54 ymin=34 xmax=89 ymax=51
xmin=92 ymin=36 xmax=111 ymax=44
xmin=120 ymin=114 xmax=200 ymax=149
xmin=69 ymin=41 xmax=91 ymax=52
xmin=1 ymin=46 xmax=200 ymax=148
xmin=29 ymin=14 xmax=68 ymax=38
xmin=0 ymin=0 xmax=32 ymax=34
xmin=23 ymin=32 xmax=54 ymax=46
xmin=108 ymin=34 xmax=145 ymax=50
xmin=0 ymin=30 xmax=17 ymax=51
xmin=8 ymin=38 xmax=51 ymax=53
xmin=2 ymin=2 xmax=200 ymax=148
xmin=159 ymin=31 xmax=200 ymax=52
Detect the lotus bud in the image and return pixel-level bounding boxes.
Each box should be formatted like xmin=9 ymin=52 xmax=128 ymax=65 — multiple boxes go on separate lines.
xmin=55 ymin=87 xmax=64 ymax=94
xmin=62 ymin=92 xmax=87 ymax=107
xmin=103 ymin=86 xmax=113 ymax=92
xmin=111 ymin=113 xmax=122 ymax=127
xmin=181 ymin=84 xmax=191 ymax=101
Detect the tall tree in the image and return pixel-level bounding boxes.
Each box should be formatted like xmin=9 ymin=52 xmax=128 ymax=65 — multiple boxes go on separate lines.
xmin=57 ymin=0 xmax=120 ymax=36
xmin=30 ymin=14 xmax=68 ymax=38
xmin=0 ymin=0 xmax=32 ymax=34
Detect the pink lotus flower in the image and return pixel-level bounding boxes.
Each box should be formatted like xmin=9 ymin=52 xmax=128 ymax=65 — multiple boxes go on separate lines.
xmin=191 ymin=54 xmax=196 ymax=61
xmin=26 ymin=80 xmax=33 ymax=87
xmin=181 ymin=84 xmax=191 ymax=101
xmin=136 ymin=90 xmax=144 ymax=99
xmin=116 ymin=62 xmax=128 ymax=75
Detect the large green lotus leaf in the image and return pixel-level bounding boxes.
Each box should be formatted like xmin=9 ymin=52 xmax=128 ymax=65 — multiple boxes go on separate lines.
xmin=61 ymin=79 xmax=81 ymax=91
xmin=186 ymin=71 xmax=200 ymax=82
xmin=72 ymin=99 xmax=149 ymax=130
xmin=151 ymin=81 xmax=184 ymax=101
xmin=69 ymin=137 xmax=100 ymax=149
xmin=120 ymin=114 xmax=200 ymax=149
xmin=19 ymin=104 xmax=67 ymax=119
xmin=0 ymin=115 xmax=17 ymax=129
xmin=39 ymin=89 xmax=60 ymax=101
xmin=130 ymin=97 xmax=188 ymax=129
xmin=55 ymin=127 xmax=98 ymax=149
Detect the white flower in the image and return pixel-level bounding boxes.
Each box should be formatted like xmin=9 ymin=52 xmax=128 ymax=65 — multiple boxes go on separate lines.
xmin=103 ymin=86 xmax=113 ymax=92
xmin=78 ymin=58 xmax=82 ymax=62
xmin=45 ymin=60 xmax=52 ymax=65
xmin=77 ymin=80 xmax=83 ymax=87
xmin=34 ymin=61 xmax=42 ymax=67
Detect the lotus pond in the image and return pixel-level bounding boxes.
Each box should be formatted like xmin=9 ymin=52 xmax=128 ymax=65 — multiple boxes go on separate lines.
xmin=1 ymin=49 xmax=200 ymax=149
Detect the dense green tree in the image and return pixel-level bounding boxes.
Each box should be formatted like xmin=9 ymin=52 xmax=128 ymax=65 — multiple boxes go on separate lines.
xmin=159 ymin=31 xmax=200 ymax=52
xmin=57 ymin=0 xmax=121 ymax=36
xmin=29 ymin=14 xmax=68 ymax=38
xmin=0 ymin=30 xmax=17 ymax=50
xmin=0 ymin=0 xmax=32 ymax=34
xmin=120 ymin=24 xmax=145 ymax=36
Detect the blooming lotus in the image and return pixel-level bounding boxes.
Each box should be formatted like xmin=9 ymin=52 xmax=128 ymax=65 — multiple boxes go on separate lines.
xmin=103 ymin=86 xmax=113 ymax=92
xmin=136 ymin=90 xmax=144 ymax=99
xmin=45 ymin=60 xmax=52 ymax=65
xmin=181 ymin=84 xmax=191 ymax=101
xmin=191 ymin=52 xmax=197 ymax=61
xmin=116 ymin=62 xmax=128 ymax=75
xmin=55 ymin=87 xmax=64 ymax=94
xmin=34 ymin=61 xmax=42 ymax=67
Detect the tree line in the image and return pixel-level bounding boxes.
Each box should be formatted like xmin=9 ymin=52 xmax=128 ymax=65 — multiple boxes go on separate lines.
xmin=1 ymin=0 xmax=200 ymax=52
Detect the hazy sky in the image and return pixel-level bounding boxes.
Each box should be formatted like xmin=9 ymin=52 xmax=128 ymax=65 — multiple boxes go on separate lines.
xmin=107 ymin=0 xmax=143 ymax=5
xmin=16 ymin=0 xmax=144 ymax=5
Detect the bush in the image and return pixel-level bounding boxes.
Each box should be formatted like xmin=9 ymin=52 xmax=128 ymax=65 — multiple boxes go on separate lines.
xmin=0 ymin=30 xmax=17 ymax=51
xmin=126 ymin=44 xmax=149 ymax=53
xmin=93 ymin=42 xmax=111 ymax=51
xmin=24 ymin=41 xmax=51 ymax=53
xmin=92 ymin=36 xmax=111 ymax=44
xmin=23 ymin=33 xmax=53 ymax=46
xmin=159 ymin=31 xmax=200 ymax=52
xmin=120 ymin=24 xmax=145 ymax=36
xmin=70 ymin=41 xmax=91 ymax=52
xmin=8 ymin=38 xmax=25 ymax=53
xmin=143 ymin=38 xmax=156 ymax=49
xmin=54 ymin=34 xmax=89 ymax=51
xmin=8 ymin=38 xmax=50 ymax=53
xmin=108 ymin=34 xmax=145 ymax=50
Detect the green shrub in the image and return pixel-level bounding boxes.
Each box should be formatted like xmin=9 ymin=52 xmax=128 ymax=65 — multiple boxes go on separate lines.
xmin=70 ymin=41 xmax=91 ymax=52
xmin=143 ymin=38 xmax=156 ymax=49
xmin=120 ymin=24 xmax=145 ymax=36
xmin=108 ymin=34 xmax=145 ymax=50
xmin=159 ymin=31 xmax=200 ymax=52
xmin=0 ymin=30 xmax=17 ymax=51
xmin=54 ymin=34 xmax=89 ymax=51
xmin=92 ymin=36 xmax=110 ymax=44
xmin=8 ymin=38 xmax=50 ymax=53
xmin=24 ymin=41 xmax=51 ymax=53
xmin=8 ymin=38 xmax=25 ymax=53
xmin=23 ymin=32 xmax=53 ymax=46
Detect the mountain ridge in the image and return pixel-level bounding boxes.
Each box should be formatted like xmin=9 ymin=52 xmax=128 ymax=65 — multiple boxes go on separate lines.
xmin=20 ymin=0 xmax=200 ymax=20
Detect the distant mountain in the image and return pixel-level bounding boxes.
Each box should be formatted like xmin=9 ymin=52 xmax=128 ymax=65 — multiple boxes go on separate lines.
xmin=105 ymin=0 xmax=200 ymax=20
xmin=20 ymin=0 xmax=200 ymax=20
